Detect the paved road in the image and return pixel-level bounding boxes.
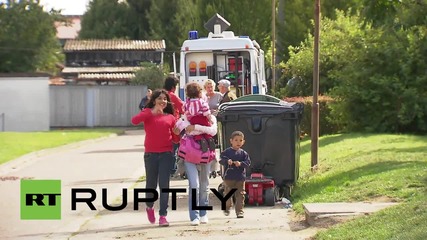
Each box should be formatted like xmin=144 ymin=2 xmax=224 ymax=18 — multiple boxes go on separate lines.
xmin=0 ymin=130 xmax=317 ymax=240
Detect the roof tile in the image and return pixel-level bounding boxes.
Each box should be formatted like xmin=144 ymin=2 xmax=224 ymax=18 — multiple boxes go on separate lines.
xmin=77 ymin=73 xmax=135 ymax=80
xmin=64 ymin=39 xmax=165 ymax=51
xmin=62 ymin=67 xmax=143 ymax=74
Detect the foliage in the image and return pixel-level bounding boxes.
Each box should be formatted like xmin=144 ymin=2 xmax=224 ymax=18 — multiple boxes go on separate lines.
xmin=79 ymin=0 xmax=274 ymax=71
xmin=294 ymin=133 xmax=427 ymax=239
xmin=284 ymin=96 xmax=341 ymax=136
xmin=79 ymin=0 xmax=273 ymax=50
xmin=329 ymin=25 xmax=427 ymax=133
xmin=279 ymin=10 xmax=427 ymax=133
xmin=275 ymin=0 xmax=361 ymax=63
xmin=130 ymin=62 xmax=165 ymax=90
xmin=279 ymin=11 xmax=366 ymax=97
xmin=79 ymin=0 xmax=164 ymax=41
xmin=79 ymin=0 xmax=137 ymax=39
xmin=360 ymin=0 xmax=405 ymax=28
xmin=187 ymin=0 xmax=271 ymax=48
xmin=146 ymin=0 xmax=188 ymax=67
xmin=126 ymin=0 xmax=153 ymax=40
xmin=0 ymin=0 xmax=64 ymax=73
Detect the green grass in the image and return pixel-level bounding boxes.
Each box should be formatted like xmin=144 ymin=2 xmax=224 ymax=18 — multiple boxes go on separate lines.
xmin=0 ymin=128 xmax=124 ymax=165
xmin=293 ymin=133 xmax=427 ymax=240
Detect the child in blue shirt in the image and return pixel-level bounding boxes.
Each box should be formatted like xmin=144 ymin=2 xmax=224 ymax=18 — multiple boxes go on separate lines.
xmin=219 ymin=131 xmax=251 ymax=218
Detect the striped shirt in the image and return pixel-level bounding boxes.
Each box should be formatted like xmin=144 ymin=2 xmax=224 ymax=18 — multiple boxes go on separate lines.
xmin=184 ymin=98 xmax=211 ymax=120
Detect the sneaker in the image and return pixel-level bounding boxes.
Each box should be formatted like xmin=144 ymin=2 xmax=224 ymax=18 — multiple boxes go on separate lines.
xmin=170 ymin=173 xmax=181 ymax=179
xmin=199 ymin=139 xmax=208 ymax=152
xmin=159 ymin=216 xmax=169 ymax=227
xmin=146 ymin=207 xmax=156 ymax=224
xmin=223 ymin=210 xmax=230 ymax=216
xmin=200 ymin=215 xmax=208 ymax=224
xmin=237 ymin=213 xmax=244 ymax=218
xmin=207 ymin=138 xmax=216 ymax=150
xmin=190 ymin=218 xmax=200 ymax=226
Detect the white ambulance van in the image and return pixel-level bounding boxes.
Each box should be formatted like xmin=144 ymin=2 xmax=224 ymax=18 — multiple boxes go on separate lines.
xmin=177 ymin=14 xmax=268 ymax=100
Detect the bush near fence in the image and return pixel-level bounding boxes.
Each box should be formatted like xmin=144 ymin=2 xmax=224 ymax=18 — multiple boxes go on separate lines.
xmin=284 ymin=96 xmax=342 ymax=136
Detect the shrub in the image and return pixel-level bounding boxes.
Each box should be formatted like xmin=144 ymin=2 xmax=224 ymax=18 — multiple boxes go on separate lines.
xmin=279 ymin=11 xmax=427 ymax=134
xmin=130 ymin=62 xmax=165 ymax=89
xmin=284 ymin=96 xmax=342 ymax=136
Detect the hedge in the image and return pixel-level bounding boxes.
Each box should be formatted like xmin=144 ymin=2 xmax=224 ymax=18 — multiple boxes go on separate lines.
xmin=284 ymin=96 xmax=343 ymax=136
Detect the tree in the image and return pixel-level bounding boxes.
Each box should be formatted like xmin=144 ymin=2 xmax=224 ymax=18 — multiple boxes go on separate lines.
xmin=276 ymin=0 xmax=361 ymax=63
xmin=130 ymin=62 xmax=165 ymax=90
xmin=79 ymin=0 xmax=137 ymax=39
xmin=281 ymin=9 xmax=427 ymax=133
xmin=147 ymin=0 xmax=182 ymax=52
xmin=326 ymin=1 xmax=427 ymax=133
xmin=0 ymin=0 xmax=63 ymax=73
xmin=126 ymin=0 xmax=153 ymax=39
xmin=79 ymin=0 xmax=157 ymax=40
xmin=196 ymin=0 xmax=272 ymax=50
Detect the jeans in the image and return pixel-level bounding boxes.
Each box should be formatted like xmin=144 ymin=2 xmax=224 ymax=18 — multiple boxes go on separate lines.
xmin=184 ymin=161 xmax=211 ymax=221
xmin=144 ymin=152 xmax=174 ymax=216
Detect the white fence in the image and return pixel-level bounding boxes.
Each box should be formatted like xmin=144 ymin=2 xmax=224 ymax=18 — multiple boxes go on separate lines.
xmin=50 ymin=85 xmax=147 ymax=127
xmin=0 ymin=112 xmax=4 ymax=131
xmin=0 ymin=76 xmax=50 ymax=132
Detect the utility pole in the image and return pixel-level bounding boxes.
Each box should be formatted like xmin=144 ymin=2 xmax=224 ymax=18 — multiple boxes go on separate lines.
xmin=311 ymin=0 xmax=320 ymax=170
xmin=271 ymin=0 xmax=276 ymax=92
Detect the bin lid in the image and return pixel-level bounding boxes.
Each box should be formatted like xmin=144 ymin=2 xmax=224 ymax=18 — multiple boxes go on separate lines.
xmin=218 ymin=100 xmax=304 ymax=119
xmin=232 ymin=94 xmax=284 ymax=103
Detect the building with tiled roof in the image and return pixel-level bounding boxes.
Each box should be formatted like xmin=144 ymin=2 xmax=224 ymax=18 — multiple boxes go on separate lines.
xmin=61 ymin=39 xmax=166 ymax=85
xmin=63 ymin=39 xmax=165 ymax=51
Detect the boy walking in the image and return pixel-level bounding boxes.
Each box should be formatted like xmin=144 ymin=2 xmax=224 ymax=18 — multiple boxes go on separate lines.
xmin=219 ymin=131 xmax=251 ymax=218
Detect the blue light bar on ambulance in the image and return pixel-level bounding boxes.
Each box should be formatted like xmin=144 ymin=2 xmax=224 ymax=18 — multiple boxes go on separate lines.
xmin=188 ymin=31 xmax=198 ymax=40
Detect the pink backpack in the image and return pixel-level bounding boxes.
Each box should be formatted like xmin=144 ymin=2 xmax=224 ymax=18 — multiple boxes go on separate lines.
xmin=178 ymin=135 xmax=215 ymax=164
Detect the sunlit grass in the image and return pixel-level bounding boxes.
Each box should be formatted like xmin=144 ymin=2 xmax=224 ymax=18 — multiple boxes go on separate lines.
xmin=0 ymin=128 xmax=124 ymax=165
xmin=293 ymin=133 xmax=427 ymax=239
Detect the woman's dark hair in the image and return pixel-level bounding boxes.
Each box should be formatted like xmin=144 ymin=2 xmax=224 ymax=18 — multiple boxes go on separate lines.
xmin=163 ymin=76 xmax=179 ymax=91
xmin=186 ymin=82 xmax=202 ymax=98
xmin=145 ymin=89 xmax=175 ymax=115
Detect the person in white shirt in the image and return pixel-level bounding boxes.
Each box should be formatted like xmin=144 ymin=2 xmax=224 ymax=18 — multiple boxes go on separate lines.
xmin=173 ymin=114 xmax=218 ymax=226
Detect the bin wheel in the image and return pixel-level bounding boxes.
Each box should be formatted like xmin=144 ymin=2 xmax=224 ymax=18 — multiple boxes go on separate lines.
xmin=264 ymin=188 xmax=275 ymax=206
xmin=284 ymin=185 xmax=292 ymax=199
xmin=274 ymin=186 xmax=283 ymax=202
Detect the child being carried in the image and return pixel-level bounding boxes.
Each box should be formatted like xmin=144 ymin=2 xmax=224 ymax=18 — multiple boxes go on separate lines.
xmin=178 ymin=82 xmax=216 ymax=152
